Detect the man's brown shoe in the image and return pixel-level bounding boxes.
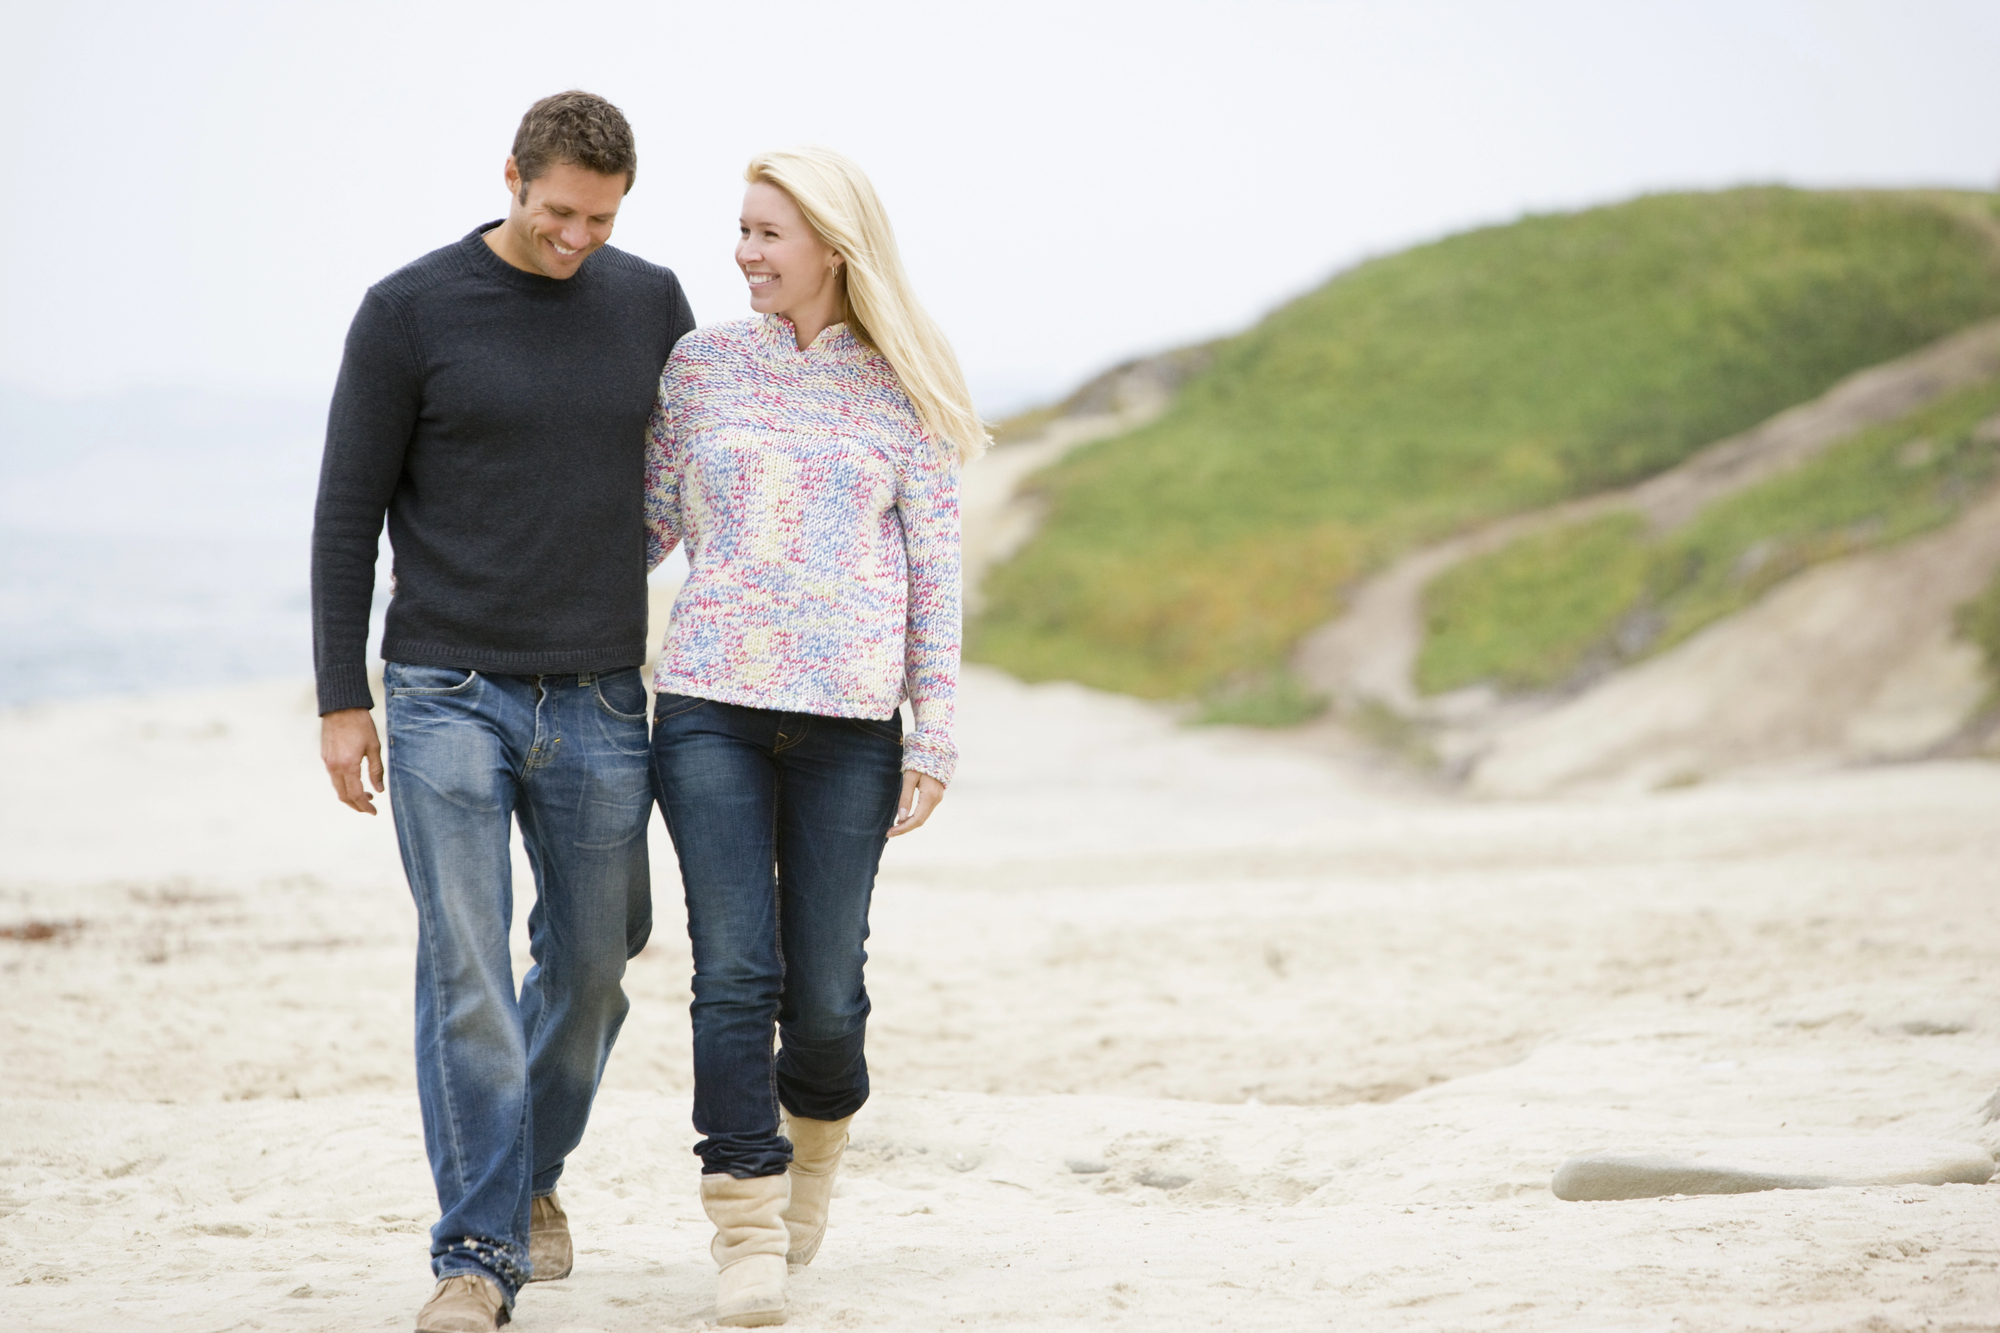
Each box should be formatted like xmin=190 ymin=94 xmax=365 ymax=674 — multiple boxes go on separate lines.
xmin=528 ymin=1191 xmax=573 ymax=1282
xmin=415 ymin=1274 xmax=509 ymax=1332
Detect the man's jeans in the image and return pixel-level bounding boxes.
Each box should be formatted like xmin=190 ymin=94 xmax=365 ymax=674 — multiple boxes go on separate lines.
xmin=384 ymin=663 xmax=653 ymax=1299
xmin=649 ymin=693 xmax=903 ymax=1178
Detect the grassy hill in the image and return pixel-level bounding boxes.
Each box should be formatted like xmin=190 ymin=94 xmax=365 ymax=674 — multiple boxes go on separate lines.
xmin=970 ymin=188 xmax=2000 ymax=716
xmin=1417 ymin=371 xmax=2000 ymax=695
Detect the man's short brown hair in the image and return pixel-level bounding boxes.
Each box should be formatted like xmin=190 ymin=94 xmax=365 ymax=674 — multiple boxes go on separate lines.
xmin=511 ymin=91 xmax=637 ymax=198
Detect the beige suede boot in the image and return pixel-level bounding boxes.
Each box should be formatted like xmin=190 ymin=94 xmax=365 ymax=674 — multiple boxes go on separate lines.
xmin=780 ymin=1112 xmax=854 ymax=1266
xmin=527 ymin=1191 xmax=572 ymax=1282
xmin=701 ymin=1172 xmax=791 ymax=1327
xmin=414 ymin=1273 xmax=510 ymax=1331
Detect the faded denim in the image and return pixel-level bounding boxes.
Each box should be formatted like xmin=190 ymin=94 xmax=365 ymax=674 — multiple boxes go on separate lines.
xmin=649 ymin=693 xmax=903 ymax=1178
xmin=384 ymin=662 xmax=653 ymax=1299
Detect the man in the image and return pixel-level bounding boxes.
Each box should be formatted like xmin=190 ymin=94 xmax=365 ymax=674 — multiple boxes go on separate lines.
xmin=312 ymin=90 xmax=693 ymax=1332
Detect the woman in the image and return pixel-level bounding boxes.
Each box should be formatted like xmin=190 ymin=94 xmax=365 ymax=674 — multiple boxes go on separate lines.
xmin=642 ymin=146 xmax=985 ymax=1326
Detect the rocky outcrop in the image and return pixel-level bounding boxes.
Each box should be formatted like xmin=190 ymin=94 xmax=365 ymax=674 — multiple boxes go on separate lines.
xmin=1552 ymin=1138 xmax=1995 ymax=1201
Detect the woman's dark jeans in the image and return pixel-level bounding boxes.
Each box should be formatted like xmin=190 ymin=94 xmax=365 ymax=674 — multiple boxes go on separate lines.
xmin=650 ymin=692 xmax=903 ymax=1178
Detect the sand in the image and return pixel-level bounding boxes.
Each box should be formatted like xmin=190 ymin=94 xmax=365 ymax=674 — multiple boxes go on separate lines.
xmin=4 ymin=668 xmax=2000 ymax=1330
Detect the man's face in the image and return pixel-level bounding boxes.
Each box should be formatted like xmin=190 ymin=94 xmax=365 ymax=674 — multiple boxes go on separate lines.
xmin=490 ymin=158 xmax=628 ymax=279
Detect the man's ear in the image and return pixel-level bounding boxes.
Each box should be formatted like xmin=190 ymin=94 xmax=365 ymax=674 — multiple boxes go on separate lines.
xmin=503 ymin=155 xmax=524 ymax=204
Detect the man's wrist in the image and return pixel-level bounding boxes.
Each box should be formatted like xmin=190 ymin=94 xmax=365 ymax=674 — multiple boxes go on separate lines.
xmin=316 ymin=664 xmax=377 ymax=715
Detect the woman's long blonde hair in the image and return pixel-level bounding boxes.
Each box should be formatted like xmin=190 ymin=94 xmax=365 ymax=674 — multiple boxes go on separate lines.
xmin=747 ymin=146 xmax=989 ymax=466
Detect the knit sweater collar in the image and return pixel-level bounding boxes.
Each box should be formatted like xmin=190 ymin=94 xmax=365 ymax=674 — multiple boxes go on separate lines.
xmin=462 ymin=221 xmax=601 ymax=292
xmin=755 ymin=313 xmax=865 ymax=362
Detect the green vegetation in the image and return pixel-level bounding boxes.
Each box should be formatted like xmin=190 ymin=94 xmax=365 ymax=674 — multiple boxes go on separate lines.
xmin=971 ymin=188 xmax=2000 ymax=712
xmin=1957 ymin=568 xmax=2000 ymax=711
xmin=1418 ymin=374 xmax=2000 ymax=694
xmin=1192 ymin=668 xmax=1328 ymax=727
xmin=1418 ymin=515 xmax=1653 ymax=694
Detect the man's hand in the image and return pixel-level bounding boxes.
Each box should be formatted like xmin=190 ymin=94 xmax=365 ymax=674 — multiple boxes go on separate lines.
xmin=322 ymin=708 xmax=385 ymax=814
xmin=887 ymin=771 xmax=945 ymax=839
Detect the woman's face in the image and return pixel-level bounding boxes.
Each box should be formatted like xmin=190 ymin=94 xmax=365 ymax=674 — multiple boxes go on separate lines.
xmin=737 ymin=181 xmax=840 ymax=321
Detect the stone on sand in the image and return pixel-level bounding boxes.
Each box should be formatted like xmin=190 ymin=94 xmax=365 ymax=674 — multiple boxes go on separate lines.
xmin=1552 ymin=1137 xmax=1996 ymax=1201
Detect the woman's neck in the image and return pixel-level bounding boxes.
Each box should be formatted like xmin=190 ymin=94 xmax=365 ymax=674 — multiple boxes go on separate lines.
xmin=780 ymin=292 xmax=846 ymax=351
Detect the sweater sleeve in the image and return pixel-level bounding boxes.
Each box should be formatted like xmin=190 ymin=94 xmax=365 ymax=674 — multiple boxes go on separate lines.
xmin=642 ymin=358 xmax=687 ymax=572
xmin=896 ymin=438 xmax=963 ymax=785
xmin=665 ymin=273 xmax=697 ymax=360
xmin=310 ymin=290 xmax=421 ymax=715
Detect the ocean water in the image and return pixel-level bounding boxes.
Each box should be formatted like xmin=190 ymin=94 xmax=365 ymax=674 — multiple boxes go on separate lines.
xmin=0 ymin=529 xmax=317 ymax=706
xmin=0 ymin=386 xmax=339 ymax=708
xmin=0 ymin=384 xmax=689 ymax=710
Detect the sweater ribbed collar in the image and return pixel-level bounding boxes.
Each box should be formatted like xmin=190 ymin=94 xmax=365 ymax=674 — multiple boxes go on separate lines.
xmin=756 ymin=313 xmax=865 ymax=363
xmin=461 ymin=221 xmax=601 ymax=292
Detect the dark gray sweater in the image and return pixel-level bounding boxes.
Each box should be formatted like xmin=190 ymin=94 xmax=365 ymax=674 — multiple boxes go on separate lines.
xmin=311 ymin=223 xmax=695 ymax=714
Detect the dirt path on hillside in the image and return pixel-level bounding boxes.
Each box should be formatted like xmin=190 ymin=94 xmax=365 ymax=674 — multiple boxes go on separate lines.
xmin=1290 ymin=318 xmax=2000 ymax=781
xmin=1469 ymin=483 xmax=2000 ymax=795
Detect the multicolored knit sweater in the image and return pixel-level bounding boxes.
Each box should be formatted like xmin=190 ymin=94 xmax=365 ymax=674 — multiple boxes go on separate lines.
xmin=643 ymin=315 xmax=963 ymax=784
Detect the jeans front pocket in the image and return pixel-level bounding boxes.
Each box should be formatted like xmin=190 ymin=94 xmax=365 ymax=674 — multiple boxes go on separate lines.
xmin=592 ymin=668 xmax=651 ymax=722
xmin=847 ymin=714 xmax=903 ymax=744
xmin=384 ymin=663 xmax=481 ymax=696
xmin=653 ymin=691 xmax=710 ymax=722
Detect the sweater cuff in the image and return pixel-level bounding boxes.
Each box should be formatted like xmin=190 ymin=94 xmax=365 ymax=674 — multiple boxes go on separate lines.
xmin=316 ymin=662 xmax=377 ymax=715
xmin=900 ymin=732 xmax=956 ymax=787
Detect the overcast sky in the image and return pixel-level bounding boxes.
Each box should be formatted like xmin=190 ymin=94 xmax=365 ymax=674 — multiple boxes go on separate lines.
xmin=6 ymin=1 xmax=1999 ymax=416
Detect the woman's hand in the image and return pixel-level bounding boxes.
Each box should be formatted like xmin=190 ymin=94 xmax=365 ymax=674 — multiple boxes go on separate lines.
xmin=888 ymin=771 xmax=946 ymax=838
